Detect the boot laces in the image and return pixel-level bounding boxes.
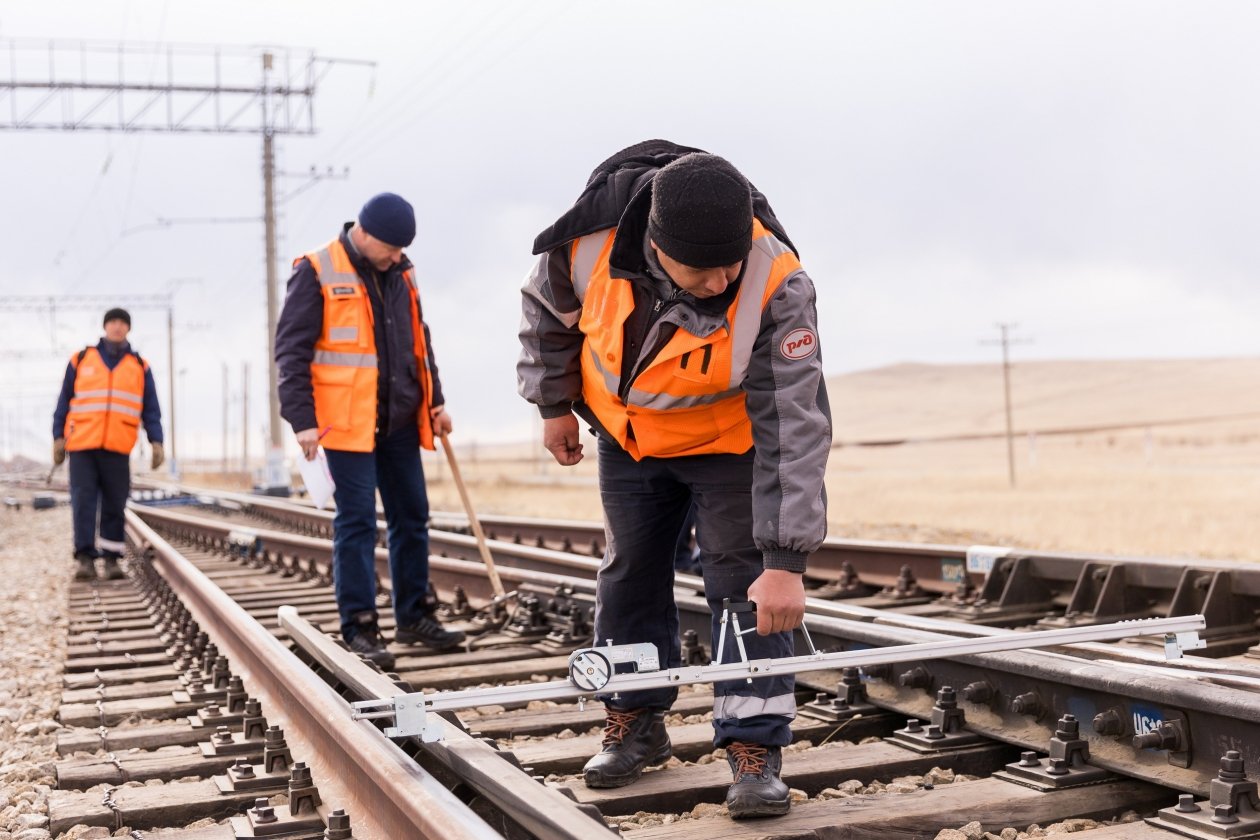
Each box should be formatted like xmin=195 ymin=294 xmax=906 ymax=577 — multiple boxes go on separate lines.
xmin=728 ymin=742 xmax=769 ymax=778
xmin=601 ymin=710 xmax=641 ymax=746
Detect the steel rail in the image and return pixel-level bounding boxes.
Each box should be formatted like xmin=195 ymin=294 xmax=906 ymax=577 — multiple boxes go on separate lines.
xmin=131 ymin=500 xmax=1260 ymax=678
xmin=132 ymin=503 xmax=1260 ymax=794
xmin=279 ymin=607 xmax=608 ymax=840
xmin=128 ymin=502 xmax=603 ymax=602
xmin=122 ymin=509 xmax=502 ymax=840
xmin=141 ymin=480 xmax=1260 ymax=599
xmin=129 ymin=499 xmax=1260 ymax=699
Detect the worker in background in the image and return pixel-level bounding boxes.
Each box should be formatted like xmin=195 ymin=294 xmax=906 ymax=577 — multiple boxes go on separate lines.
xmin=518 ymin=141 xmax=831 ymax=818
xmin=52 ymin=308 xmax=164 ymax=582
xmin=275 ymin=192 xmax=465 ymax=672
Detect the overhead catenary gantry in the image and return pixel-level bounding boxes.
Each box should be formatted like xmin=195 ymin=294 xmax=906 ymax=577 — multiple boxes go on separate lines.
xmin=0 ymin=39 xmax=373 ymax=486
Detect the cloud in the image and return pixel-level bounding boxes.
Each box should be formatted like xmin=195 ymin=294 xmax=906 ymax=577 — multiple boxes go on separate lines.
xmin=3 ymin=1 xmax=1259 ymax=460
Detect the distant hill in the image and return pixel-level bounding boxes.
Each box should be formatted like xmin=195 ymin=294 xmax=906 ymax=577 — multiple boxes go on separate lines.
xmin=0 ymin=455 xmax=44 ymax=475
xmin=825 ymin=358 xmax=1260 ymax=444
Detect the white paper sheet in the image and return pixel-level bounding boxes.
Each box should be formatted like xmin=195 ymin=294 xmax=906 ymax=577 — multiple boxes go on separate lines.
xmin=296 ymin=448 xmax=336 ymax=509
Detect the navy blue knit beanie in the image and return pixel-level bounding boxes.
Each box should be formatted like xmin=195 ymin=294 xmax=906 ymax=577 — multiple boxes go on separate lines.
xmin=648 ymin=153 xmax=753 ymax=268
xmin=358 ymin=192 xmax=416 ymax=248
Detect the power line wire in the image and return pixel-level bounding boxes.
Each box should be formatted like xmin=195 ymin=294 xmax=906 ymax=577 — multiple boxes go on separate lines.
xmin=320 ymin=4 xmax=517 ymax=163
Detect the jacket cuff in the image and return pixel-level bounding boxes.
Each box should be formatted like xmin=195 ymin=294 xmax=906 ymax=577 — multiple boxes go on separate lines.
xmin=538 ymin=403 xmax=574 ymax=420
xmin=288 ymin=412 xmax=318 ymax=436
xmin=762 ymin=550 xmax=808 ymax=574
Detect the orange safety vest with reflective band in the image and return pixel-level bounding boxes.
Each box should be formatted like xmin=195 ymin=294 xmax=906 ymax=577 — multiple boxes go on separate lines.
xmin=301 ymin=238 xmax=436 ymax=453
xmin=572 ymin=219 xmax=801 ymax=459
xmin=64 ymin=347 xmax=148 ymax=454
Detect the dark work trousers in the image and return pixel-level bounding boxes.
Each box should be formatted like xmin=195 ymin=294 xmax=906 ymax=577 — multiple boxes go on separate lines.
xmin=594 ymin=436 xmax=795 ymax=747
xmin=324 ymin=423 xmax=431 ymax=642
xmin=68 ymin=449 xmax=131 ymax=558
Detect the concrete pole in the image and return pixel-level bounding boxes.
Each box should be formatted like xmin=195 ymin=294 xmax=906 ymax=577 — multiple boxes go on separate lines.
xmin=262 ymin=52 xmax=287 ymax=491
xmin=167 ymin=305 xmax=176 ymax=474
xmin=264 ymin=127 xmax=281 ymax=451
xmin=222 ymin=362 xmax=229 ymax=472
xmin=242 ymin=361 xmax=249 ymax=475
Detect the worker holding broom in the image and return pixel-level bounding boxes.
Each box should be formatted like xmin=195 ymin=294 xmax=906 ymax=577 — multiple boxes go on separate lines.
xmin=275 ymin=193 xmax=466 ymax=670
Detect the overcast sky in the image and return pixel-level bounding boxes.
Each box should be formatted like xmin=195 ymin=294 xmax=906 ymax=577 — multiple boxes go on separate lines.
xmin=2 ymin=1 xmax=1258 ymax=462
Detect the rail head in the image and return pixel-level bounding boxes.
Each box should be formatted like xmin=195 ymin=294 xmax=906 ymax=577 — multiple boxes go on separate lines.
xmin=278 ymin=605 xmax=611 ymax=840
xmin=124 ymin=509 xmax=501 ymax=840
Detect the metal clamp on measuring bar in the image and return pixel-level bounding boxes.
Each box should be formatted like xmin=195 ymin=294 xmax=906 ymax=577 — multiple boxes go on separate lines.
xmin=716 ymin=599 xmax=821 ymax=684
xmin=352 ymin=609 xmax=1206 ymax=742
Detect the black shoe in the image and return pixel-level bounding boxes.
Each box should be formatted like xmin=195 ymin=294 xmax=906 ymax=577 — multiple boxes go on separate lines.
xmin=725 ymin=742 xmax=790 ymax=818
xmin=73 ymin=556 xmax=96 ymax=581
xmin=395 ymin=615 xmax=465 ymax=651
xmin=101 ymin=555 xmax=126 ymax=580
xmin=583 ymin=708 xmax=672 ymax=789
xmin=346 ymin=623 xmax=395 ymax=671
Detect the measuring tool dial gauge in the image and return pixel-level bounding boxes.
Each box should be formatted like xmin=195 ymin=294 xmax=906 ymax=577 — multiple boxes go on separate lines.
xmin=568 ymin=649 xmax=613 ymax=692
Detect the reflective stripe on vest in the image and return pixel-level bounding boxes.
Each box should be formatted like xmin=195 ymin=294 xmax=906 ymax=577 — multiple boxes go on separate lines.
xmin=69 ymin=403 xmax=142 ymax=418
xmin=727 ymin=231 xmax=794 ymax=388
xmin=312 ymin=350 xmax=378 ymax=368
xmin=574 ymin=220 xmax=800 ymax=459
xmin=570 ymin=231 xmax=613 ymax=304
xmin=301 ymin=237 xmax=435 ymax=452
xmin=64 ymin=347 xmax=148 ymax=454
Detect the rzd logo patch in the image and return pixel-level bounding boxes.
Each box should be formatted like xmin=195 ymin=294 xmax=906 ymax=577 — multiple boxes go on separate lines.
xmin=780 ymin=328 xmax=817 ymax=361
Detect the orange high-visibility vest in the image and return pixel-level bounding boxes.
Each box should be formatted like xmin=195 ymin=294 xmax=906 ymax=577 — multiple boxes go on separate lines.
xmin=301 ymin=238 xmax=436 ymax=453
xmin=64 ymin=347 xmax=148 ymax=454
xmin=571 ymin=219 xmax=801 ymax=459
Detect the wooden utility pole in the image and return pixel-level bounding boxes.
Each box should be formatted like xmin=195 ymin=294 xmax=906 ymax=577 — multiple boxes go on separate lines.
xmin=981 ymin=323 xmax=1030 ymax=489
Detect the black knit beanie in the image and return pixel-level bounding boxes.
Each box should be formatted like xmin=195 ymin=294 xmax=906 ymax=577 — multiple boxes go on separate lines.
xmin=648 ymin=153 xmax=753 ymax=268
xmin=103 ymin=307 xmax=131 ymax=327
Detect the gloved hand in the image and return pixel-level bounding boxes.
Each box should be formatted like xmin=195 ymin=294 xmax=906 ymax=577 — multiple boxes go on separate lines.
xmin=151 ymin=442 xmax=165 ymax=470
xmin=53 ymin=438 xmax=66 ymax=466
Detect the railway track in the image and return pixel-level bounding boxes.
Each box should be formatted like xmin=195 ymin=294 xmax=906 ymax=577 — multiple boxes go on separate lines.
xmin=137 ymin=481 xmax=1260 ymax=646
xmin=41 ymin=486 xmax=1260 ymax=839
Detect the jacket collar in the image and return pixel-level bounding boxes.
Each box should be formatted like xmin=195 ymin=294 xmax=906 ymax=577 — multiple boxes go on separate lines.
xmin=96 ymin=338 xmax=133 ymax=358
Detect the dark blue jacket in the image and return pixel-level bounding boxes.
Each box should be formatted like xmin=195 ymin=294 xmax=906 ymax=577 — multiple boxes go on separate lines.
xmin=52 ymin=339 xmax=164 ymax=444
xmin=275 ymin=223 xmax=445 ymax=439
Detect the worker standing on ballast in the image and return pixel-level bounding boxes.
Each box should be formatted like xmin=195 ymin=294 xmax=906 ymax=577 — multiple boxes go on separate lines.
xmin=52 ymin=308 xmax=165 ymax=582
xmin=518 ymin=141 xmax=831 ymax=818
xmin=275 ymin=193 xmax=466 ymax=671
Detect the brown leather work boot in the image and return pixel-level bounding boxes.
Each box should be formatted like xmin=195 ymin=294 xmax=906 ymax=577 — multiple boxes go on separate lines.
xmin=582 ymin=708 xmax=671 ymax=789
xmin=725 ymin=742 xmax=790 ymax=818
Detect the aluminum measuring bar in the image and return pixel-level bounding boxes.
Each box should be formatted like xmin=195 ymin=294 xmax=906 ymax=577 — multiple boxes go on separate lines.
xmin=353 ymin=614 xmax=1206 ymax=741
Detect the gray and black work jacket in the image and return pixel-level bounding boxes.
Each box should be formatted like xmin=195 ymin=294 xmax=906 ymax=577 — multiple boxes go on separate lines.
xmin=517 ymin=140 xmax=831 ymax=573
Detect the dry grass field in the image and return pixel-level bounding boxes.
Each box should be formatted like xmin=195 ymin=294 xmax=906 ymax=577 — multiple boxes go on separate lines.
xmin=187 ymin=357 xmax=1260 ymax=563
xmin=417 ymin=358 xmax=1260 ymax=563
